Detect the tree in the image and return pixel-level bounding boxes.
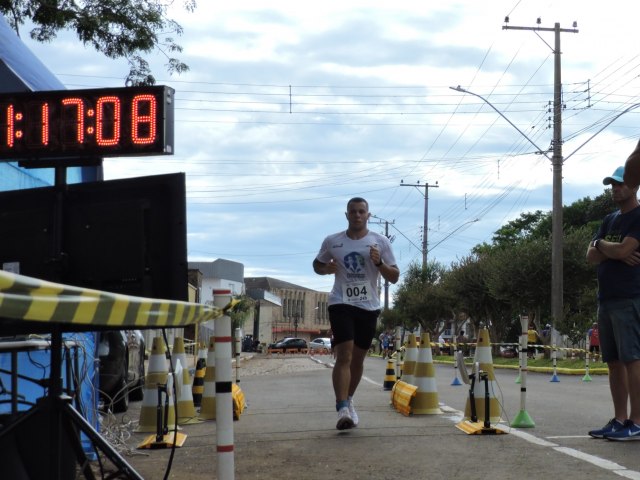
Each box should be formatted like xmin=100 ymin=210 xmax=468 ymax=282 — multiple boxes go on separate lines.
xmin=1 ymin=0 xmax=196 ymax=85
xmin=392 ymin=261 xmax=453 ymax=338
xmin=491 ymin=210 xmax=548 ymax=245
xmin=444 ymin=252 xmax=511 ymax=343
xmin=228 ymin=294 xmax=255 ymax=334
xmin=561 ymin=225 xmax=598 ymax=341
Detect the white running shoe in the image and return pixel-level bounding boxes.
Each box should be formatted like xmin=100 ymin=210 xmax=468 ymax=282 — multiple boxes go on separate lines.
xmin=348 ymin=399 xmax=359 ymax=427
xmin=336 ymin=406 xmax=355 ymax=430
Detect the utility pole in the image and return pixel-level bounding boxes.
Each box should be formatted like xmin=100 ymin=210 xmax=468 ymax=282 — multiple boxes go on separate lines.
xmin=370 ymin=216 xmax=395 ymax=310
xmin=503 ymin=18 xmax=578 ymax=330
xmin=400 ymin=180 xmax=439 ymax=268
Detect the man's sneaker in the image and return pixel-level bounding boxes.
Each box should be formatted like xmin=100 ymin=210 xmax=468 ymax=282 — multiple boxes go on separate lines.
xmin=348 ymin=399 xmax=359 ymax=427
xmin=605 ymin=420 xmax=640 ymax=441
xmin=589 ymin=418 xmax=626 ymax=438
xmin=336 ymin=406 xmax=354 ymax=430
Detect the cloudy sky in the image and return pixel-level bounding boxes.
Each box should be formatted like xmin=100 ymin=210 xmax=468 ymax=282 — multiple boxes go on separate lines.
xmin=15 ymin=0 xmax=640 ymax=298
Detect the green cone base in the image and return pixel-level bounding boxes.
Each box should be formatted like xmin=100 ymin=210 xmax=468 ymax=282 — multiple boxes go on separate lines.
xmin=510 ymin=409 xmax=535 ymax=428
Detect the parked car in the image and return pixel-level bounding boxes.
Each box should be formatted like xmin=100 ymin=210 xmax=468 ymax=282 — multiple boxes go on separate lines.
xmin=268 ymin=337 xmax=308 ymax=352
xmin=308 ymin=337 xmax=332 ymax=353
xmin=500 ymin=345 xmax=518 ymax=358
xmin=98 ymin=329 xmax=146 ymax=413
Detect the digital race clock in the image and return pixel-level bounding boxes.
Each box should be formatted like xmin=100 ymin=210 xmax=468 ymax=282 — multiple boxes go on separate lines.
xmin=0 ymin=85 xmax=174 ymax=160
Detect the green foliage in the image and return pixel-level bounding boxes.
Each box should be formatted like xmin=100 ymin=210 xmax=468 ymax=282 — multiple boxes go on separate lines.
xmin=392 ymin=261 xmax=452 ymax=335
xmin=492 ymin=210 xmax=548 ymax=245
xmin=1 ymin=0 xmax=195 ymax=85
xmin=228 ymin=294 xmax=255 ymax=332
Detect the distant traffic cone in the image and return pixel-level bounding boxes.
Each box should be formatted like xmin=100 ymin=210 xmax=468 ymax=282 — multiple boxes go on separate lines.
xmin=383 ymin=359 xmax=396 ymax=391
xmin=177 ymin=364 xmax=203 ymax=425
xmin=172 ymin=337 xmax=189 ymax=379
xmin=451 ymin=345 xmax=462 ymax=386
xmin=192 ymin=343 xmax=207 ymax=407
xmin=412 ymin=333 xmax=442 ymax=414
xmin=198 ymin=335 xmax=217 ymax=420
xmin=402 ymin=334 xmax=418 ymax=386
xmin=463 ymin=327 xmax=501 ymax=423
xmin=137 ymin=336 xmax=169 ymax=432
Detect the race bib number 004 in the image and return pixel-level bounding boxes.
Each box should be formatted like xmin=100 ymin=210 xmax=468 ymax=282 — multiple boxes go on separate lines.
xmin=342 ymin=281 xmax=371 ymax=303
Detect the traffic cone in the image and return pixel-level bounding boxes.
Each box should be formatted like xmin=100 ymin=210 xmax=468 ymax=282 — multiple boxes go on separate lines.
xmin=198 ymin=335 xmax=217 ymax=420
xmin=451 ymin=346 xmax=462 ymax=386
xmin=192 ymin=343 xmax=207 ymax=407
xmin=391 ymin=380 xmax=418 ymax=416
xmin=383 ymin=359 xmax=396 ymax=391
xmin=177 ymin=364 xmax=203 ymax=425
xmin=463 ymin=327 xmax=501 ymax=423
xmin=412 ymin=333 xmax=442 ymax=414
xmin=402 ymin=333 xmax=418 ymax=386
xmin=137 ymin=336 xmax=169 ymax=432
xmin=172 ymin=337 xmax=189 ymax=379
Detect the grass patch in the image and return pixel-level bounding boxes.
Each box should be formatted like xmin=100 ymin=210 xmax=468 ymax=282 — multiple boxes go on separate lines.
xmin=432 ymin=355 xmax=606 ymax=371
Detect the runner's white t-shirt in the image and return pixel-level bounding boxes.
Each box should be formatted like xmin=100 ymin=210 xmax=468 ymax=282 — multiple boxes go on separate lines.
xmin=315 ymin=230 xmax=396 ymax=311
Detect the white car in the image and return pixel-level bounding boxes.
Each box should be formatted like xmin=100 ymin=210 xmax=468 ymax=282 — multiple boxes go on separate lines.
xmin=308 ymin=337 xmax=332 ymax=353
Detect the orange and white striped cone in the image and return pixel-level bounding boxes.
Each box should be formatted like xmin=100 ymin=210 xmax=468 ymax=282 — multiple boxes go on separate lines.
xmin=463 ymin=327 xmax=501 ymax=423
xmin=177 ymin=365 xmax=203 ymax=425
xmin=192 ymin=343 xmax=207 ymax=407
xmin=402 ymin=333 xmax=418 ymax=386
xmin=172 ymin=337 xmax=189 ymax=380
xmin=198 ymin=335 xmax=217 ymax=420
xmin=412 ymin=333 xmax=442 ymax=414
xmin=137 ymin=336 xmax=169 ymax=432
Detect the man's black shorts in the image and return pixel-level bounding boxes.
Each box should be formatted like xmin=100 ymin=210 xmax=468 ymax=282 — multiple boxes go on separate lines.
xmin=328 ymin=304 xmax=380 ymax=350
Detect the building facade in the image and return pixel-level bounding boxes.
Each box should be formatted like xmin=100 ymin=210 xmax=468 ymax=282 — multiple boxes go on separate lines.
xmin=244 ymin=277 xmax=330 ymax=343
xmin=189 ymin=259 xmax=245 ymax=305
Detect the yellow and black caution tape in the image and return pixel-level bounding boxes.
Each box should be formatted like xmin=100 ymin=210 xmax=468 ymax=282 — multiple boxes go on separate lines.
xmin=0 ymin=270 xmax=224 ymax=328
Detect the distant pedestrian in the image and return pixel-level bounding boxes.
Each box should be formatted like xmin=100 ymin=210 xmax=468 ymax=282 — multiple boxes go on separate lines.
xmin=588 ymin=322 xmax=600 ymax=354
xmin=586 ymin=165 xmax=640 ymax=441
xmin=382 ymin=332 xmax=391 ymax=359
xmin=456 ymin=330 xmax=468 ymax=356
xmin=313 ymin=197 xmax=399 ymax=430
xmin=527 ymin=325 xmax=539 ymax=358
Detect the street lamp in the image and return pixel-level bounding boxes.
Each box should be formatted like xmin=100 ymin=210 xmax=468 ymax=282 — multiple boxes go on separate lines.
xmin=449 ymin=86 xmax=550 ymax=160
xmin=450 ymin=85 xmax=563 ymax=330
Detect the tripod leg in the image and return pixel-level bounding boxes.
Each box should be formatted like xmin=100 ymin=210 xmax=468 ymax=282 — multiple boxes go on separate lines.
xmin=468 ymin=375 xmax=477 ymax=422
xmin=483 ymin=373 xmax=491 ymax=429
xmin=63 ymin=401 xmax=144 ymax=480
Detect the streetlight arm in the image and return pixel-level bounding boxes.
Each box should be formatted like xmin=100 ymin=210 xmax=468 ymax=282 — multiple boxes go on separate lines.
xmin=563 ymin=102 xmax=640 ymax=162
xmin=428 ymin=219 xmax=479 ymax=254
xmin=449 ymin=86 xmax=552 ymax=160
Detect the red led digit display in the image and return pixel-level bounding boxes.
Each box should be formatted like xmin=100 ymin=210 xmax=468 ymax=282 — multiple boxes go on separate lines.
xmin=96 ymin=96 xmax=120 ymax=146
xmin=0 ymin=85 xmax=174 ymax=160
xmin=132 ymin=94 xmax=156 ymax=145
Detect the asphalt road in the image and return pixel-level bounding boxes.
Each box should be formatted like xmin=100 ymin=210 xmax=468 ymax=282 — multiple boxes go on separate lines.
xmin=108 ymin=353 xmax=640 ymax=480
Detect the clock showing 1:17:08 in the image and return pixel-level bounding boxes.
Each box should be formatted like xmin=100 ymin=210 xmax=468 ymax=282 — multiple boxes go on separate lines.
xmin=0 ymin=85 xmax=175 ymax=161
